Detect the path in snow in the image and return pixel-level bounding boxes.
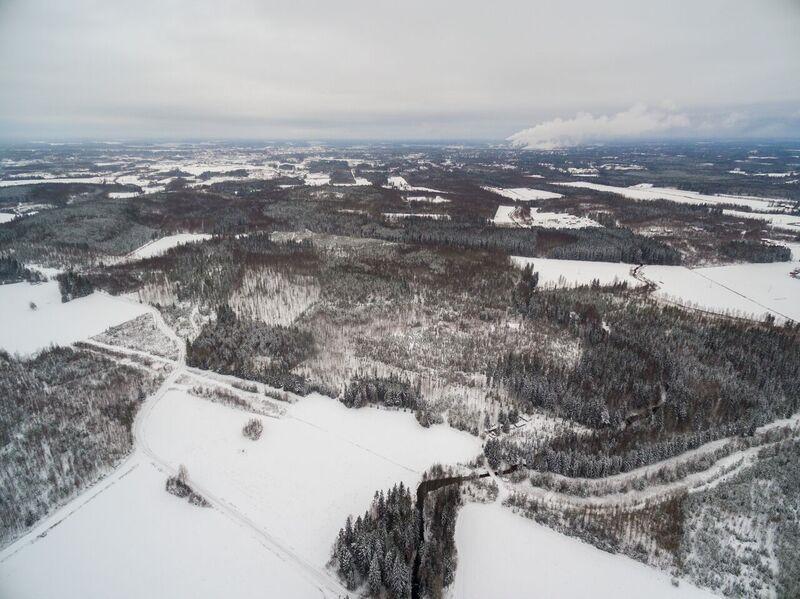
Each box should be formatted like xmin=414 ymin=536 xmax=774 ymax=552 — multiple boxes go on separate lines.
xmin=0 ymin=302 xmax=351 ymax=598
xmin=638 ymin=261 xmax=800 ymax=323
xmin=1 ymin=298 xmax=479 ymax=598
xmin=0 ymin=459 xmax=324 ymax=599
xmin=509 ymin=254 xmax=798 ymax=323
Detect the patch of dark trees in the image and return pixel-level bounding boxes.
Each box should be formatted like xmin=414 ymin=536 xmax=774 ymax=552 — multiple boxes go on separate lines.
xmin=165 ymin=465 xmax=209 ymax=507
xmin=0 ymin=197 xmax=158 ymax=267
xmin=376 ymin=220 xmax=680 ymax=265
xmin=330 ymin=468 xmax=462 ymax=599
xmin=0 ymin=346 xmax=154 ymax=545
xmin=720 ymin=240 xmax=791 ymax=263
xmin=56 ymin=270 xmax=95 ymax=302
xmin=260 ymin=195 xmax=680 ymax=264
xmin=0 ymin=255 xmax=45 ymax=284
xmin=93 ymin=234 xmax=315 ymax=301
xmin=129 ymin=188 xmax=276 ymax=235
xmin=545 ymin=227 xmax=681 ymax=264
xmin=186 ymin=303 xmax=315 ymax=395
xmin=198 ymin=169 xmax=248 ymax=180
xmin=340 ymin=375 xmax=421 ymax=410
xmin=0 ymin=182 xmax=131 ymax=209
xmin=486 ymin=269 xmax=800 ymax=477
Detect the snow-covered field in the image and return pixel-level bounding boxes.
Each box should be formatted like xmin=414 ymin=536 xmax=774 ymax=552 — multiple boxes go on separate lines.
xmin=0 ymin=212 xmax=17 ymax=223
xmin=721 ymin=209 xmax=800 ymax=233
xmin=0 ymin=458 xmax=320 ymax=599
xmin=556 ymin=181 xmax=792 ymax=212
xmin=511 ymin=256 xmax=640 ymax=288
xmin=145 ymin=389 xmax=480 ymax=565
xmin=304 ymin=172 xmax=331 ymax=186
xmin=0 ymin=281 xmax=148 ymax=355
xmin=567 ymin=167 xmax=599 ymax=176
xmin=493 ymin=205 xmax=519 ymax=225
xmin=0 ymin=381 xmax=480 ymax=598
xmin=512 ymin=255 xmax=799 ymax=322
xmin=483 ymin=186 xmax=563 ymax=201
xmin=125 ymin=233 xmax=212 ymax=261
xmin=452 ymin=503 xmax=718 ymax=599
xmin=384 ymin=176 xmax=445 ymax=193
xmin=0 ymin=176 xmax=108 ymax=187
xmin=493 ymin=205 xmax=600 ymax=229
xmin=0 ymin=152 xmax=377 ymax=195
xmin=642 ymin=261 xmax=800 ymax=322
xmin=383 ymin=212 xmax=451 ymax=221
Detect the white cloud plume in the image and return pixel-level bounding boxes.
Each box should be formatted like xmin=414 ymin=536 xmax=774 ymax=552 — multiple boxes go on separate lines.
xmin=508 ymin=104 xmax=691 ymax=149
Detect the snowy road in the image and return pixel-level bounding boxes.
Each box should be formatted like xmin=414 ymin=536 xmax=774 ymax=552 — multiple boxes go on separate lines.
xmin=3 ymin=295 xmax=478 ymax=598
xmin=1 ymin=299 xmax=351 ymax=599
xmin=131 ymin=305 xmax=351 ymax=599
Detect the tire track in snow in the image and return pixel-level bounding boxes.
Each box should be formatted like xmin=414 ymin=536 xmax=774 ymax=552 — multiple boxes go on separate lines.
xmin=0 ymin=462 xmax=140 ymax=563
xmin=128 ymin=320 xmax=351 ymax=598
xmin=3 ymin=300 xmax=350 ymax=598
xmin=288 ymin=413 xmax=420 ymax=475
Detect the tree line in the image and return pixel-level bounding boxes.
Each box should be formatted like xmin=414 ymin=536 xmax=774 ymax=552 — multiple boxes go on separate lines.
xmin=485 ymin=266 xmax=800 ymax=476
xmin=330 ymin=468 xmax=463 ymax=599
xmin=186 ymin=303 xmax=314 ymax=394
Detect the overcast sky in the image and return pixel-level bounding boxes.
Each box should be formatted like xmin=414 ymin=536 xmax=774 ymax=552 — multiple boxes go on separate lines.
xmin=1 ymin=0 xmax=799 ymax=142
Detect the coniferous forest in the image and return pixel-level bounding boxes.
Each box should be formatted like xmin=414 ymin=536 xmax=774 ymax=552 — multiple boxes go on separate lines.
xmin=1 ymin=140 xmax=799 ymax=598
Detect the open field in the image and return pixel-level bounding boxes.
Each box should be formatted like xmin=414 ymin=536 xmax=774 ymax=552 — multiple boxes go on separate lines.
xmin=641 ymin=260 xmax=800 ymax=322
xmin=0 ymin=457 xmax=322 ymax=599
xmin=0 ymin=281 xmax=148 ymax=355
xmin=1 ymin=140 xmax=799 ymax=599
xmin=145 ymin=388 xmax=481 ymax=566
xmin=453 ymin=503 xmax=717 ymax=599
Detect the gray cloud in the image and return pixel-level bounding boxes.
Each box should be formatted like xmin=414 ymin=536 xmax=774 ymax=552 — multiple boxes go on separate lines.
xmin=0 ymin=0 xmax=799 ymax=140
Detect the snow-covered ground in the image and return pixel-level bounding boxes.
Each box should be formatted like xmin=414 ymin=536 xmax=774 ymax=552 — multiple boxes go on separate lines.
xmin=567 ymin=167 xmax=599 ymax=176
xmin=125 ymin=233 xmax=212 ymax=261
xmin=144 ymin=389 xmax=480 ymax=566
xmin=556 ymin=181 xmax=793 ymax=212
xmin=304 ymin=172 xmax=331 ymax=186
xmin=0 ymin=212 xmax=17 ymax=223
xmin=405 ymin=195 xmax=450 ymax=203
xmin=493 ymin=205 xmax=600 ymax=229
xmin=384 ymin=176 xmax=445 ymax=193
xmin=0 ymin=152 xmax=379 ymax=195
xmin=91 ymin=314 xmax=181 ymax=360
xmin=0 ymin=372 xmax=480 ymax=598
xmin=492 ymin=205 xmax=518 ymax=225
xmin=688 ymin=261 xmax=799 ymax=321
xmin=511 ymin=256 xmax=640 ymax=288
xmin=383 ymin=212 xmax=451 ymax=221
xmin=0 ymin=176 xmax=109 ymax=187
xmin=452 ymin=503 xmax=718 ymax=599
xmin=642 ymin=261 xmax=800 ymax=322
xmin=721 ymin=209 xmax=800 ymax=233
xmin=0 ymin=458 xmax=320 ymax=599
xmin=512 ymin=255 xmax=799 ymax=322
xmin=0 ymin=281 xmax=149 ymax=355
xmin=483 ymin=186 xmax=563 ymax=201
